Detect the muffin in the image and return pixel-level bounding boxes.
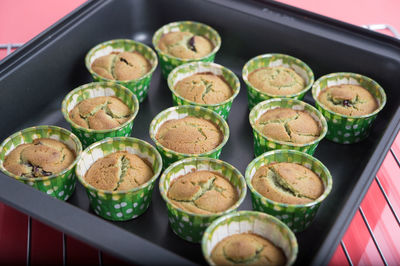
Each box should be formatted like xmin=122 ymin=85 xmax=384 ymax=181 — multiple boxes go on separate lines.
xmin=174 ymin=73 xmax=233 ymax=105
xmin=249 ymin=99 xmax=327 ymax=156
xmin=75 ymin=137 xmax=162 ymax=221
xmin=317 ymin=84 xmax=378 ymax=117
xmin=251 ymin=163 xmax=324 ymax=205
xmin=248 ymin=66 xmax=305 ymax=96
xmin=255 ymin=108 xmax=321 ymax=145
xmin=68 ymin=96 xmax=132 ymax=130
xmin=155 ymin=116 xmax=223 ymax=154
xmin=158 ymin=31 xmax=214 ymax=59
xmin=3 ymin=138 xmax=75 ymax=178
xmin=91 ymin=51 xmax=151 ymax=81
xmin=312 ymin=72 xmax=386 ymax=144
xmin=242 ymin=54 xmax=314 ymax=109
xmin=168 ymin=62 xmax=240 ymax=119
xmin=0 ymin=126 xmax=82 ymax=200
xmin=85 ymin=39 xmax=158 ymax=103
xmin=167 ymin=170 xmax=238 ymax=215
xmin=245 ymin=149 xmax=332 ymax=232
xmin=210 ymin=233 xmax=286 ymax=266
xmin=159 ymin=157 xmax=246 ymax=242
xmin=84 ymin=151 xmax=153 ymax=191
xmin=202 ymin=211 xmax=298 ymax=266
xmin=62 ymin=82 xmax=139 ymax=148
xmin=152 ymin=21 xmax=221 ymax=78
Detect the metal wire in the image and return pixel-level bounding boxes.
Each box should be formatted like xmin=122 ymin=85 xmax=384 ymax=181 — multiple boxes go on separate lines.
xmin=26 ymin=216 xmax=31 ymax=266
xmin=390 ymin=148 xmax=400 ymax=167
xmin=340 ymin=240 xmax=353 ymax=266
xmin=363 ymin=24 xmax=400 ymax=39
xmin=375 ymin=176 xmax=400 ymax=226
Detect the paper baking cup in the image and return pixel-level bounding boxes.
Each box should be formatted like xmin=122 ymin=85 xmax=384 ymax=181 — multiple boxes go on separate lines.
xmin=167 ymin=62 xmax=240 ymax=119
xmin=245 ymin=149 xmax=332 ymax=232
xmin=202 ymin=211 xmax=298 ymax=265
xmin=85 ymin=39 xmax=158 ymax=103
xmin=0 ymin=126 xmax=82 ymax=200
xmin=152 ymin=21 xmax=221 ymax=78
xmin=242 ymin=53 xmax=314 ymax=110
xmin=249 ymin=98 xmax=327 ymax=156
xmin=75 ymin=137 xmax=162 ymax=221
xmin=312 ymin=72 xmax=386 ymax=144
xmin=62 ymin=82 xmax=139 ymax=148
xmin=159 ymin=157 xmax=247 ymax=243
xmin=149 ymin=105 xmax=229 ymax=168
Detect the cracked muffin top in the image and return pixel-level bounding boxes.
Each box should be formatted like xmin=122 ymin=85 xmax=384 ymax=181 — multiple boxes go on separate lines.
xmin=248 ymin=66 xmax=305 ymax=96
xmin=155 ymin=116 xmax=223 ymax=154
xmin=252 ymin=162 xmax=324 ymax=205
xmin=69 ymin=96 xmax=132 ymax=130
xmin=3 ymin=138 xmax=75 ymax=178
xmin=158 ymin=31 xmax=214 ymax=59
xmin=318 ymin=84 xmax=378 ymax=116
xmin=167 ymin=170 xmax=238 ymax=214
xmin=84 ymin=151 xmax=153 ymax=191
xmin=211 ymin=233 xmax=286 ymax=266
xmin=91 ymin=51 xmax=151 ymax=81
xmin=255 ymin=108 xmax=321 ymax=144
xmin=174 ymin=72 xmax=233 ymax=104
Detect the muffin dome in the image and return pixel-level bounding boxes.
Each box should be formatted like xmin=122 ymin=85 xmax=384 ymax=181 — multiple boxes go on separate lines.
xmin=252 ymin=162 xmax=324 ymax=205
xmin=167 ymin=170 xmax=238 ymax=214
xmin=69 ymin=96 xmax=133 ymax=130
xmin=91 ymin=51 xmax=151 ymax=81
xmin=248 ymin=66 xmax=305 ymax=96
xmin=255 ymin=107 xmax=321 ymax=144
xmin=3 ymin=138 xmax=75 ymax=178
xmin=318 ymin=84 xmax=378 ymax=116
xmin=84 ymin=151 xmax=153 ymax=191
xmin=211 ymin=233 xmax=286 ymax=266
xmin=174 ymin=73 xmax=233 ymax=104
xmin=155 ymin=116 xmax=223 ymax=154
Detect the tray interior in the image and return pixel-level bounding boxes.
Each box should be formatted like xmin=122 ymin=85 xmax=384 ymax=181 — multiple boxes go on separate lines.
xmin=1 ymin=0 xmax=399 ymax=264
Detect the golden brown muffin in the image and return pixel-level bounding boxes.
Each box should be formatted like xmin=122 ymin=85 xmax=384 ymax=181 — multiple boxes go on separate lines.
xmin=248 ymin=66 xmax=305 ymax=96
xmin=3 ymin=138 xmax=75 ymax=178
xmin=158 ymin=31 xmax=214 ymax=59
xmin=155 ymin=116 xmax=222 ymax=154
xmin=69 ymin=96 xmax=132 ymax=130
xmin=167 ymin=170 xmax=238 ymax=214
xmin=211 ymin=233 xmax=286 ymax=266
xmin=255 ymin=108 xmax=321 ymax=144
xmin=91 ymin=51 xmax=151 ymax=81
xmin=174 ymin=73 xmax=233 ymax=104
xmin=318 ymin=84 xmax=378 ymax=116
xmin=84 ymin=151 xmax=153 ymax=191
xmin=252 ymin=162 xmax=324 ymax=205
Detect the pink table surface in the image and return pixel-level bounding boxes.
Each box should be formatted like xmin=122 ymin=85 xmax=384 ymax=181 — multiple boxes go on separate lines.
xmin=1 ymin=0 xmax=399 ymax=265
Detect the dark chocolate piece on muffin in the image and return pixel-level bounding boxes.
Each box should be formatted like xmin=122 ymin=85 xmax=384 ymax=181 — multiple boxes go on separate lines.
xmin=3 ymin=138 xmax=75 ymax=178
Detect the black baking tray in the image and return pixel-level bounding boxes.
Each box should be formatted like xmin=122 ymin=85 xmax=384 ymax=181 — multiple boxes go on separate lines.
xmin=1 ymin=0 xmax=399 ymax=264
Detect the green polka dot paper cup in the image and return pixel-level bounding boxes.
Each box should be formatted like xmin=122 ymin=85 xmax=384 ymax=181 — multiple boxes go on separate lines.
xmin=245 ymin=149 xmax=332 ymax=232
xmin=0 ymin=126 xmax=82 ymax=200
xmin=149 ymin=105 xmax=229 ymax=168
xmin=167 ymin=62 xmax=240 ymax=119
xmin=85 ymin=39 xmax=158 ymax=102
xmin=152 ymin=21 xmax=221 ymax=78
xmin=75 ymin=137 xmax=162 ymax=221
xmin=62 ymin=82 xmax=139 ymax=148
xmin=159 ymin=157 xmax=247 ymax=243
xmin=202 ymin=211 xmax=298 ymax=265
xmin=242 ymin=53 xmax=314 ymax=110
xmin=312 ymin=72 xmax=386 ymax=144
xmin=249 ymin=98 xmax=327 ymax=157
